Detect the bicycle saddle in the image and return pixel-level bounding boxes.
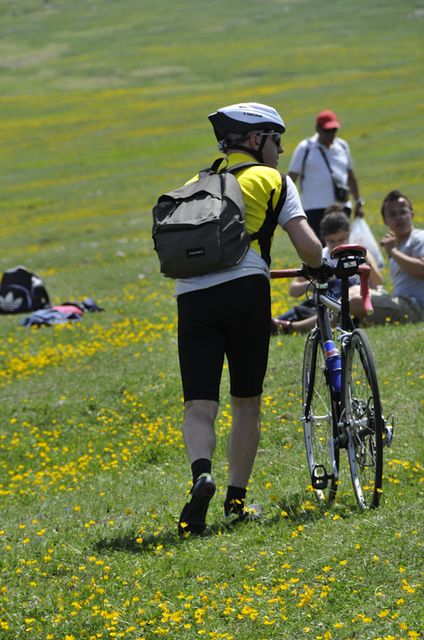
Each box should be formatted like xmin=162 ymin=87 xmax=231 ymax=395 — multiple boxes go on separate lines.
xmin=330 ymin=243 xmax=367 ymax=260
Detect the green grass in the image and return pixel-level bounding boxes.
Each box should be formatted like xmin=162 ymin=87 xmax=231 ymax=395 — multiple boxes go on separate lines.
xmin=0 ymin=0 xmax=423 ymax=638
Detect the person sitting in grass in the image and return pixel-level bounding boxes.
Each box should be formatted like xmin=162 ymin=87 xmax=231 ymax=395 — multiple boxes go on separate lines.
xmin=350 ymin=190 xmax=424 ymax=325
xmin=272 ymin=204 xmax=383 ymax=335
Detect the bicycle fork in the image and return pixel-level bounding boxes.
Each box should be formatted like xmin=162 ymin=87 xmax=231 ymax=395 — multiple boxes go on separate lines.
xmin=303 ymin=397 xmax=340 ymax=491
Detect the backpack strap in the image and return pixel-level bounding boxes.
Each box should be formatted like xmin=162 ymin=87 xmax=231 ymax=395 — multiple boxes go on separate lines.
xmin=210 ymin=157 xmax=227 ymax=173
xmin=250 ymin=174 xmax=288 ymax=267
xmin=316 ymin=145 xmax=348 ymax=201
xmin=199 ymin=159 xmax=262 ymax=177
xmin=198 ymin=157 xmax=226 ymax=177
xmin=300 ymin=138 xmax=313 ymax=186
xmin=226 ymin=162 xmax=262 ymax=173
xmin=316 ymin=144 xmax=335 ymax=176
xmin=38 ymin=284 xmax=51 ymax=308
xmin=229 ymin=163 xmax=287 ymax=266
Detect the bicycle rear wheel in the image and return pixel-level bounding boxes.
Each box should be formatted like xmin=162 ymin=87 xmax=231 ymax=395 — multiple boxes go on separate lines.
xmin=343 ymin=329 xmax=383 ymax=509
xmin=302 ymin=329 xmax=339 ymax=504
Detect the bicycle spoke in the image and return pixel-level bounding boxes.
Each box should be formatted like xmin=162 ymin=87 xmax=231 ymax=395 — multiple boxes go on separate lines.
xmin=344 ymin=329 xmax=383 ymax=509
xmin=302 ymin=330 xmax=339 ymax=504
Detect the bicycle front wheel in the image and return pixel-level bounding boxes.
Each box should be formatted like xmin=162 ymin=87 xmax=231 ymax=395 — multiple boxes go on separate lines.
xmin=302 ymin=329 xmax=339 ymax=505
xmin=343 ymin=329 xmax=383 ymax=509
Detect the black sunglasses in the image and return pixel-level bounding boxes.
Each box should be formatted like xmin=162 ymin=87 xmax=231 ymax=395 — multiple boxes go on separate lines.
xmin=261 ymin=132 xmax=282 ymax=146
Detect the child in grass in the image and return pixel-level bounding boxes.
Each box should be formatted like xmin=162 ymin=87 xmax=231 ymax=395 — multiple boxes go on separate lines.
xmin=272 ymin=204 xmax=383 ymax=334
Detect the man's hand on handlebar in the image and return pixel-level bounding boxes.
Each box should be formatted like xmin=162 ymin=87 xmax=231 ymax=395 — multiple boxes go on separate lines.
xmin=301 ymin=262 xmax=334 ymax=281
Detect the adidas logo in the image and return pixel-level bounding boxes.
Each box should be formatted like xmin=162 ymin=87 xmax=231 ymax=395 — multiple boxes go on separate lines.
xmin=0 ymin=292 xmax=24 ymax=312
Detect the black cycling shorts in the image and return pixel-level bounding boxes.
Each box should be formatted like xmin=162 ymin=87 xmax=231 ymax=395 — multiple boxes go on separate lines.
xmin=177 ymin=275 xmax=271 ymax=402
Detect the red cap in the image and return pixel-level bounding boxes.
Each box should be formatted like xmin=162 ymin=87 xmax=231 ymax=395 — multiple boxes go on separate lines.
xmin=316 ymin=110 xmax=340 ymax=130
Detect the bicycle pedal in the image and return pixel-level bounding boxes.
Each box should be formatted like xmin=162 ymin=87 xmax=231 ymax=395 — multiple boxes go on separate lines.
xmin=311 ymin=464 xmax=328 ymax=490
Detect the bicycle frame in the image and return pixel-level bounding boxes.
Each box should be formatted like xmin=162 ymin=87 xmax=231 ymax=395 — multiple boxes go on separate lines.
xmin=271 ymin=244 xmax=388 ymax=509
xmin=271 ymin=249 xmax=368 ymax=381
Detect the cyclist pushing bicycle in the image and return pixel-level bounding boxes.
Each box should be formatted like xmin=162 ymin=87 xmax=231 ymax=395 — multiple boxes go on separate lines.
xmin=163 ymin=102 xmax=323 ymax=536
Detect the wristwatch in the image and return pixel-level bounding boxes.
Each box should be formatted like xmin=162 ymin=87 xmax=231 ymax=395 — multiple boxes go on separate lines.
xmin=356 ymin=198 xmax=365 ymax=207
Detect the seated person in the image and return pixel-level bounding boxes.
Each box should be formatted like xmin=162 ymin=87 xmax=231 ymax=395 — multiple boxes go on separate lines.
xmin=350 ymin=190 xmax=424 ymax=325
xmin=272 ymin=205 xmax=383 ymax=334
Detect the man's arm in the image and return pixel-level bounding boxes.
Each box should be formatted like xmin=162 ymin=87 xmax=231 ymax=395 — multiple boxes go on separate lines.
xmin=289 ymin=276 xmax=310 ymax=298
xmin=285 ymin=217 xmax=322 ymax=268
xmin=288 ymin=171 xmax=299 ymax=184
xmin=381 ymin=232 xmax=424 ymax=279
xmin=347 ymin=169 xmax=365 ymax=218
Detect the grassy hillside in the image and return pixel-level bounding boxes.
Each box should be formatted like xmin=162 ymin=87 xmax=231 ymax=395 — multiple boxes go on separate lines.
xmin=0 ymin=1 xmax=423 ymax=638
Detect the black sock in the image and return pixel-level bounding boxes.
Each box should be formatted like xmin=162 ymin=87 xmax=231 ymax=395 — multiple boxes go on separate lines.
xmin=225 ymin=486 xmax=247 ymax=514
xmin=191 ymin=458 xmax=212 ymax=484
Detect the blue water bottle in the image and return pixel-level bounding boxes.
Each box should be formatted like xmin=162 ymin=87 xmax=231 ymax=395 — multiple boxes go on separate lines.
xmin=323 ymin=339 xmax=342 ymax=392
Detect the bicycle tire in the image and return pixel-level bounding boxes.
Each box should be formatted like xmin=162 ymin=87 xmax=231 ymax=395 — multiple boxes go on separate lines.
xmin=343 ymin=328 xmax=384 ymax=509
xmin=302 ymin=329 xmax=339 ymax=504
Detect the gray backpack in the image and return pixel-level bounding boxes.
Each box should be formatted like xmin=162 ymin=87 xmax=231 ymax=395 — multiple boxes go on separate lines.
xmin=152 ymin=159 xmax=286 ymax=278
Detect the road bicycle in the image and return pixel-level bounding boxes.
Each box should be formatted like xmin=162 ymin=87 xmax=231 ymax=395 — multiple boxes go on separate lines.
xmin=271 ymin=244 xmax=393 ymax=510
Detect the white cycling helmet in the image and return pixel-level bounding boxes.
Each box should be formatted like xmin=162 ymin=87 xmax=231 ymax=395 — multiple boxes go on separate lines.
xmin=208 ymin=102 xmax=286 ymax=161
xmin=208 ymin=102 xmax=286 ymax=142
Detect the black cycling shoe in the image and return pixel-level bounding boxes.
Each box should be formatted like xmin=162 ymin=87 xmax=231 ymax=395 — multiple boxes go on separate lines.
xmin=224 ymin=499 xmax=262 ymax=525
xmin=224 ymin=497 xmax=247 ymax=525
xmin=178 ymin=473 xmax=216 ymax=536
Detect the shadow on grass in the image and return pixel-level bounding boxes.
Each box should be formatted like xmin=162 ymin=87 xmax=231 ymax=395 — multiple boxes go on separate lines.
xmin=95 ymin=529 xmax=181 ymax=554
xmin=94 ymin=492 xmax=357 ymax=555
xmin=94 ymin=516 xmax=264 ymax=554
xmin=273 ymin=498 xmax=355 ymax=525
xmin=94 ymin=522 xmax=243 ymax=554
